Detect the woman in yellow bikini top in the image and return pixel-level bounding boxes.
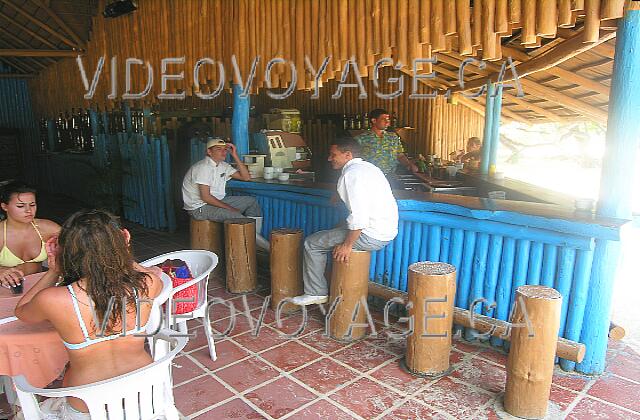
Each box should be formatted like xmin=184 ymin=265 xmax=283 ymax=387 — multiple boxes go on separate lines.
xmin=0 ymin=182 xmax=60 ymax=288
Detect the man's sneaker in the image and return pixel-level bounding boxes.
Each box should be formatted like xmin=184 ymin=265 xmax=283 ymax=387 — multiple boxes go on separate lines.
xmin=291 ymin=294 xmax=329 ymax=306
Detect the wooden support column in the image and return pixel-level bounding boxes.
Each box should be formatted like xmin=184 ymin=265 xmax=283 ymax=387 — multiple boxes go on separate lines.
xmin=231 ymin=84 xmax=250 ymax=158
xmin=270 ymin=229 xmax=303 ymax=314
xmin=405 ymin=262 xmax=457 ymax=377
xmin=578 ymin=0 xmax=640 ymax=375
xmin=224 ymin=219 xmax=257 ymax=293
xmin=328 ymin=251 xmax=371 ymax=341
xmin=504 ymin=286 xmax=562 ymax=419
xmin=480 ymin=82 xmax=495 ymax=175
xmin=488 ymin=84 xmax=503 ymax=173
xmin=190 ymin=219 xmax=225 ymax=277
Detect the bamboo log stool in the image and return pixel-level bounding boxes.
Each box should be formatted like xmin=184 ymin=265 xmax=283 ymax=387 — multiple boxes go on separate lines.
xmin=224 ymin=218 xmax=257 ymax=294
xmin=270 ymin=229 xmax=303 ymax=314
xmin=504 ymin=285 xmax=562 ymax=419
xmin=405 ymin=261 xmax=457 ymax=377
xmin=328 ymin=250 xmax=371 ymax=342
xmin=190 ymin=218 xmax=224 ymax=277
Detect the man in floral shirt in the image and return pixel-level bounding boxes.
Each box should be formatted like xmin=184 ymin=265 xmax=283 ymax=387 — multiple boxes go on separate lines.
xmin=356 ymin=109 xmax=418 ymax=175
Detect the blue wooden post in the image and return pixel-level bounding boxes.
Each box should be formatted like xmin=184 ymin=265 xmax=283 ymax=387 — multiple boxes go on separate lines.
xmin=46 ymin=119 xmax=56 ymax=151
xmin=577 ymin=3 xmax=640 ymax=374
xmin=480 ymin=82 xmax=495 ymax=174
xmin=123 ymin=103 xmax=133 ymax=135
xmin=488 ymin=84 xmax=503 ymax=171
xmin=231 ymin=84 xmax=250 ymax=158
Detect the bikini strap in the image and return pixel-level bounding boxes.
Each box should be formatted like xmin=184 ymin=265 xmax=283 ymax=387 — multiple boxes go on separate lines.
xmin=31 ymin=221 xmax=45 ymax=242
xmin=67 ymin=284 xmax=91 ymax=340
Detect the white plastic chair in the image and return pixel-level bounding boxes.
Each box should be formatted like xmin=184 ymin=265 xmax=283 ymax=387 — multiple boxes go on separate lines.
xmin=13 ymin=330 xmax=187 ymax=420
xmin=141 ymin=250 xmax=218 ymax=361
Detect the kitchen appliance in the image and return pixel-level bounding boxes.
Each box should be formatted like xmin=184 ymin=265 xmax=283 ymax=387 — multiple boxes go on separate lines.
xmin=251 ymin=130 xmax=312 ymax=171
xmin=393 ymin=174 xmax=478 ymax=196
xmin=263 ymin=109 xmax=302 ymax=133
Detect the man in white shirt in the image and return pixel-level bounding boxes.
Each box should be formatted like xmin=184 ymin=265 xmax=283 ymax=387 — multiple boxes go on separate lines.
xmin=292 ymin=137 xmax=398 ymax=306
xmin=182 ymin=137 xmax=270 ymax=250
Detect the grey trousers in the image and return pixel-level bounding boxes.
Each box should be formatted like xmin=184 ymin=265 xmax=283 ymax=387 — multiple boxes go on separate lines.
xmin=189 ymin=196 xmax=261 ymax=222
xmin=303 ymin=227 xmax=390 ymax=296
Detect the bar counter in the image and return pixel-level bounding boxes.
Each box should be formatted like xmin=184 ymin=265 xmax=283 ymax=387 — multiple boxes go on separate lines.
xmin=228 ymin=177 xmax=629 ymax=372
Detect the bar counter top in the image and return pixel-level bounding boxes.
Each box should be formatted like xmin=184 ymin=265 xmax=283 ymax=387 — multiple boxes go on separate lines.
xmin=228 ymin=177 xmax=629 ymax=240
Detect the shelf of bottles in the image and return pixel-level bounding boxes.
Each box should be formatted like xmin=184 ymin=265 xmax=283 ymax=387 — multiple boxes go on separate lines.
xmin=40 ymin=108 xmax=147 ymax=153
xmin=341 ymin=112 xmax=399 ymax=131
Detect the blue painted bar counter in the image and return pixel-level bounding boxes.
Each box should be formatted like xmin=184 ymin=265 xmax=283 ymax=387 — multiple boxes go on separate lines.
xmin=228 ymin=178 xmax=628 ymax=374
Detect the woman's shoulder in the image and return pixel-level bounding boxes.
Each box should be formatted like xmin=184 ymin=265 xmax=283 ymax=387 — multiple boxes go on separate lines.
xmin=134 ymin=264 xmax=163 ymax=298
xmin=34 ymin=219 xmax=61 ymax=238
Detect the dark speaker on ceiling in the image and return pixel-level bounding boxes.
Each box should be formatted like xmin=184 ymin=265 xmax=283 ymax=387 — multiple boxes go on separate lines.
xmin=103 ymin=0 xmax=138 ymax=18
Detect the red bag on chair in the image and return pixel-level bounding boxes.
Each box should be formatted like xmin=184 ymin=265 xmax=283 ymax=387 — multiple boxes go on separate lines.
xmin=158 ymin=259 xmax=198 ymax=314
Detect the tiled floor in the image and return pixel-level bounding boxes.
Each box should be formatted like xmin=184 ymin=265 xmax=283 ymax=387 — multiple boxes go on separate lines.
xmin=2 ymin=195 xmax=639 ymax=419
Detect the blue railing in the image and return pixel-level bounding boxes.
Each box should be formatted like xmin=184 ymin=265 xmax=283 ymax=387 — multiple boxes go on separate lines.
xmin=228 ymin=180 xmax=624 ymax=374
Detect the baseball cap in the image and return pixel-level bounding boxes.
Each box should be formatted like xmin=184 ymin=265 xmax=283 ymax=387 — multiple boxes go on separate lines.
xmin=206 ymin=138 xmax=227 ymax=149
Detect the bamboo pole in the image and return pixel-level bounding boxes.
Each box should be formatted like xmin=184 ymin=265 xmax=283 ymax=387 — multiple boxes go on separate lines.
xmin=496 ymin=0 xmax=509 ymax=34
xmin=445 ymin=0 xmax=457 ymax=35
xmin=584 ymin=0 xmax=602 ymax=43
xmin=522 ymin=0 xmax=537 ymax=44
xmin=405 ymin=262 xmax=457 ymax=377
xmin=456 ymin=0 xmax=473 ymax=55
xmin=537 ymin=0 xmax=558 ymax=37
xmin=504 ymin=286 xmax=562 ymax=419
xmin=431 ymin=0 xmax=446 ymax=51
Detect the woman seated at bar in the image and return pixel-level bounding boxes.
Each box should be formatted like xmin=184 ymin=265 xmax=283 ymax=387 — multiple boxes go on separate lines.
xmin=15 ymin=209 xmax=163 ymax=419
xmin=456 ymin=136 xmax=482 ymax=164
xmin=0 ymin=182 xmax=60 ymax=289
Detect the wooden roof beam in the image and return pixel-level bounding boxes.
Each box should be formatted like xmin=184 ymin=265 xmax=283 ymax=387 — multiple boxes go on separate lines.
xmin=453 ymin=29 xmax=616 ymax=93
xmin=440 ymin=52 xmax=608 ymax=123
xmin=0 ymin=49 xmax=78 ymax=57
xmin=0 ymin=9 xmax=58 ymax=50
xmin=0 ymin=0 xmax=79 ymax=49
xmin=556 ymin=27 xmax=617 ymax=58
xmin=28 ymin=0 xmax=83 ymax=48
xmin=501 ymin=46 xmax=611 ymax=96
xmin=0 ymin=25 xmax=56 ymax=65
xmin=435 ymin=63 xmax=565 ymax=122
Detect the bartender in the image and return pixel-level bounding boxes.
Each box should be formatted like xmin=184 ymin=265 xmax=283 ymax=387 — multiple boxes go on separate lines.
xmin=356 ymin=109 xmax=418 ymax=175
xmin=456 ymin=136 xmax=482 ymax=163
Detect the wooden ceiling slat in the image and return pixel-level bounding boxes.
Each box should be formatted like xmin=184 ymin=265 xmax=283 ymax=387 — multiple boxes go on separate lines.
xmin=0 ymin=0 xmax=78 ymax=48
xmin=29 ymin=0 xmax=83 ymax=47
xmin=0 ymin=9 xmax=58 ymax=50
xmin=0 ymin=24 xmax=56 ymax=64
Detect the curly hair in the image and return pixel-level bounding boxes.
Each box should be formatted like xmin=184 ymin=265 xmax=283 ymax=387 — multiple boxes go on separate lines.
xmin=57 ymin=209 xmax=149 ymax=335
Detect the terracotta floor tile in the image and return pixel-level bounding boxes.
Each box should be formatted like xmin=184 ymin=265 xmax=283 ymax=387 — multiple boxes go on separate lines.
xmin=451 ymin=339 xmax=482 ymax=354
xmin=207 ymin=275 xmax=226 ymax=290
xmin=300 ymin=331 xmax=350 ymax=355
xmin=381 ymin=398 xmax=448 ymax=419
xmin=476 ymin=348 xmax=508 ymax=366
xmin=370 ymin=360 xmax=435 ymax=395
xmin=233 ymin=326 xmax=291 ymax=353
xmin=233 ymin=293 xmax=269 ymax=311
xmin=292 ymin=358 xmax=359 ymax=394
xmin=553 ymin=370 xmax=593 ymax=392
xmin=588 ymin=374 xmax=640 ymax=412
xmin=370 ymin=335 xmax=407 ymax=356
xmin=287 ymin=399 xmax=357 ymax=419
xmin=451 ymin=357 xmax=506 ymax=394
xmin=190 ymin=339 xmax=250 ymax=371
xmin=193 ymin=398 xmax=266 ymax=419
xmin=173 ymin=375 xmax=233 ymax=417
xmin=608 ymin=350 xmax=640 ymax=383
xmin=416 ymin=377 xmax=493 ymax=418
xmin=216 ymin=356 xmax=279 ymax=393
xmin=550 ymin=384 xmax=580 ymax=411
xmin=212 ymin=313 xmax=258 ymax=338
xmin=270 ymin=313 xmax=324 ymax=337
xmin=329 ymin=377 xmax=402 ymax=418
xmin=244 ymin=377 xmax=317 ymax=418
xmin=183 ymin=326 xmax=213 ymax=353
xmin=252 ymin=307 xmax=280 ymax=325
xmin=334 ymin=341 xmax=396 ymax=373
xmin=260 ymin=341 xmax=322 ymax=371
xmin=567 ymin=397 xmax=640 ymax=420
xmin=172 ymin=355 xmax=207 ymax=385
xmin=209 ymin=287 xmax=238 ymax=301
